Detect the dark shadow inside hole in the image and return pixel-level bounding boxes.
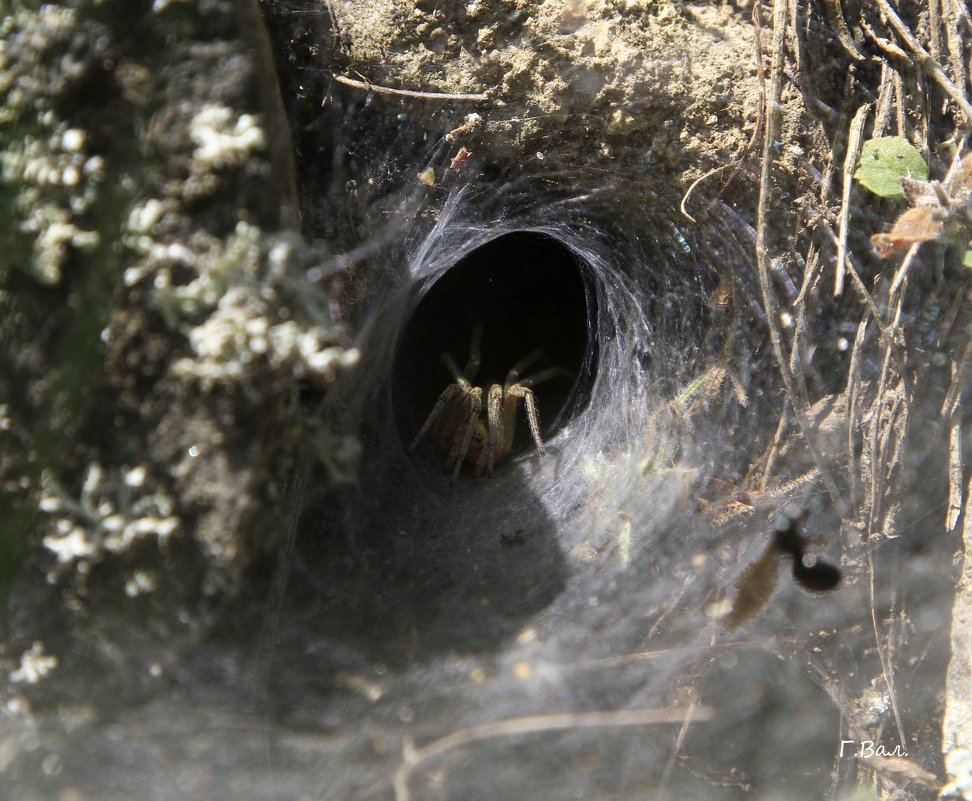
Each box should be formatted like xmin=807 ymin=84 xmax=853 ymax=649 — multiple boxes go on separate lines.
xmin=392 ymin=231 xmax=595 ymax=474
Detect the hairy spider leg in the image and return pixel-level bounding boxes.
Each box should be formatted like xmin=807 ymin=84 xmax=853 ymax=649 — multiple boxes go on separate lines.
xmin=509 ymin=365 xmax=573 ymax=457
xmin=504 ymin=349 xmax=543 ymax=385
xmin=518 ymin=366 xmax=573 ymax=389
xmin=410 ymin=335 xmax=489 ymax=479
xmin=409 ymin=351 xmax=471 ymax=451
xmin=437 ymin=352 xmax=487 ymax=479
xmin=412 ymin=330 xmax=573 ymax=479
xmin=446 ymin=385 xmax=482 ymax=482
xmin=442 ymin=352 xmax=466 ymax=383
xmin=469 ymin=418 xmax=492 ymax=479
xmin=409 ymin=381 xmax=467 ymax=452
xmin=505 ymin=384 xmax=543 ymax=457
xmin=484 ymin=383 xmax=504 ymax=477
xmin=473 ymin=350 xmax=545 ymax=475
xmin=484 ymin=363 xmax=573 ymax=477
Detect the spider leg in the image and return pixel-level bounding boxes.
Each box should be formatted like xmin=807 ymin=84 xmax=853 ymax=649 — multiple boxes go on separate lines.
xmin=410 ymin=383 xmax=465 ymax=451
xmin=442 ymin=353 xmax=465 ymax=383
xmin=507 ymin=384 xmax=545 ymax=457
xmin=518 ymin=366 xmax=573 ymax=388
xmin=463 ymin=322 xmax=483 ymax=380
xmin=485 ymin=383 xmax=504 ymax=476
xmin=505 ymin=349 xmax=543 ymax=385
xmin=447 ymin=386 xmax=482 ymax=482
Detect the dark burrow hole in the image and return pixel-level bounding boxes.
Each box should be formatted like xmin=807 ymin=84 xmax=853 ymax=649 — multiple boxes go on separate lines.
xmin=392 ymin=231 xmax=596 ymax=476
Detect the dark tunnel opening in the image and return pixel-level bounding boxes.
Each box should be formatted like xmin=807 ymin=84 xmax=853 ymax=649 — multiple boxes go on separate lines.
xmin=391 ymin=231 xmax=597 ymax=477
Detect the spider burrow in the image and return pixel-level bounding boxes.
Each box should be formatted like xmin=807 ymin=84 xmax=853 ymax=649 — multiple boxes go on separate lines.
xmin=409 ymin=325 xmax=570 ymax=480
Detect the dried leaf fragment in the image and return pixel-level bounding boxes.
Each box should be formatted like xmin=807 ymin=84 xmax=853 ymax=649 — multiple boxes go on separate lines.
xmin=862 ymin=754 xmax=938 ymax=789
xmin=727 ymin=541 xmax=779 ymax=630
xmin=870 ymin=207 xmax=945 ymax=257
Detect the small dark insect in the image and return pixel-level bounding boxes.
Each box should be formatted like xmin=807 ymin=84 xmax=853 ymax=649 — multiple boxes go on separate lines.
xmin=727 ymin=511 xmax=841 ymax=629
xmin=773 ymin=515 xmax=842 ymax=593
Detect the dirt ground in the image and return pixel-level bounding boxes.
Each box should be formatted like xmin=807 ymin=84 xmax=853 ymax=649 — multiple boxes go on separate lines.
xmin=328 ymin=0 xmax=760 ymax=175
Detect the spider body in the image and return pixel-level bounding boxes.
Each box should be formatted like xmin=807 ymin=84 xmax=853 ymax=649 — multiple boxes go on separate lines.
xmin=410 ymin=326 xmax=567 ymax=480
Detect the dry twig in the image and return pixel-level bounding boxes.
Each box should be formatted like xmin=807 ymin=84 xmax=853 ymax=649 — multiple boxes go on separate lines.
xmin=835 ymin=104 xmax=871 ymax=296
xmin=393 ymin=706 xmax=712 ymax=801
xmin=949 ymin=417 xmax=964 ymax=532
xmin=825 ymin=0 xmax=865 ymax=61
xmin=333 ymin=73 xmax=500 ymax=105
xmin=943 ymin=474 xmax=972 ymax=785
xmin=754 ymin=0 xmax=847 ymax=515
xmin=944 ymin=0 xmax=970 ymax=103
xmin=873 ymin=62 xmax=895 ymax=137
xmin=874 ymin=0 xmax=972 ymax=123
xmin=845 ymin=317 xmax=868 ymax=511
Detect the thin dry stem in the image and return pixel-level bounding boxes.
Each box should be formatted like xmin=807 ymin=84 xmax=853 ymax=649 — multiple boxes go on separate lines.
xmin=656 ymin=702 xmax=703 ymax=801
xmin=680 ymin=164 xmax=731 ymax=222
xmin=334 ymin=74 xmax=500 ymax=105
xmin=837 ymin=244 xmax=899 ymax=354
xmin=949 ymin=417 xmax=963 ymax=532
xmin=561 ymin=642 xmax=752 ymax=672
xmin=864 ymin=271 xmax=911 ymax=543
xmin=928 ymin=0 xmax=942 ymax=61
xmin=756 ymin=410 xmax=789 ymax=493
xmin=893 ymin=68 xmax=907 ymax=137
xmin=826 ymin=0 xmax=866 ymax=61
xmin=393 ymin=706 xmax=713 ymax=801
xmin=845 ymin=318 xmax=868 ymax=512
xmin=835 ymin=103 xmax=871 ymax=296
xmin=943 ymin=337 xmax=972 ymax=420
xmin=944 ymin=0 xmax=970 ymax=103
xmin=874 ymin=0 xmax=972 ymax=123
xmin=867 ymin=544 xmax=908 ymax=748
xmin=943 ymin=475 xmax=972 ymax=777
xmin=873 ymin=61 xmax=895 ymax=137
xmin=754 ymin=0 xmax=847 ymax=515
xmin=887 ymin=242 xmax=922 ymax=298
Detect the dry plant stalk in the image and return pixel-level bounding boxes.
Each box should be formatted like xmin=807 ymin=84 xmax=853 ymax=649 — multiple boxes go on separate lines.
xmin=393 ymin=705 xmax=712 ymax=801
xmin=754 ymin=0 xmax=847 ymax=516
xmin=835 ymin=104 xmax=871 ymax=295
xmin=874 ymin=0 xmax=972 ymax=123
xmin=944 ymin=475 xmax=972 ymax=791
xmin=333 ymin=73 xmax=498 ymax=105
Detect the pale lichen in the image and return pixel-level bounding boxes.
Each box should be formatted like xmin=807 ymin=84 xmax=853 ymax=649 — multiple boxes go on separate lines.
xmin=1 ymin=127 xmax=104 ymax=285
xmin=122 ymin=212 xmax=360 ymax=395
xmin=9 ymin=642 xmax=58 ymax=685
xmin=2 ymin=0 xmax=360 ymax=657
xmin=143 ymin=221 xmax=263 ymax=326
xmin=175 ymin=284 xmax=360 ymax=389
xmin=189 ymin=105 xmax=267 ymax=169
xmin=38 ymin=462 xmax=180 ymax=578
xmin=0 ymin=6 xmax=108 ymax=286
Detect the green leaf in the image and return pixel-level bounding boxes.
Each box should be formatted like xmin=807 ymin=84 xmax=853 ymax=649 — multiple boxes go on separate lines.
xmin=853 ymin=136 xmax=928 ymax=198
xmin=963 ymin=248 xmax=972 ymax=269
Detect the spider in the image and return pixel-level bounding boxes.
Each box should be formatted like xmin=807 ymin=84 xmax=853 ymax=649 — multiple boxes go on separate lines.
xmin=409 ymin=325 xmax=568 ymax=480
